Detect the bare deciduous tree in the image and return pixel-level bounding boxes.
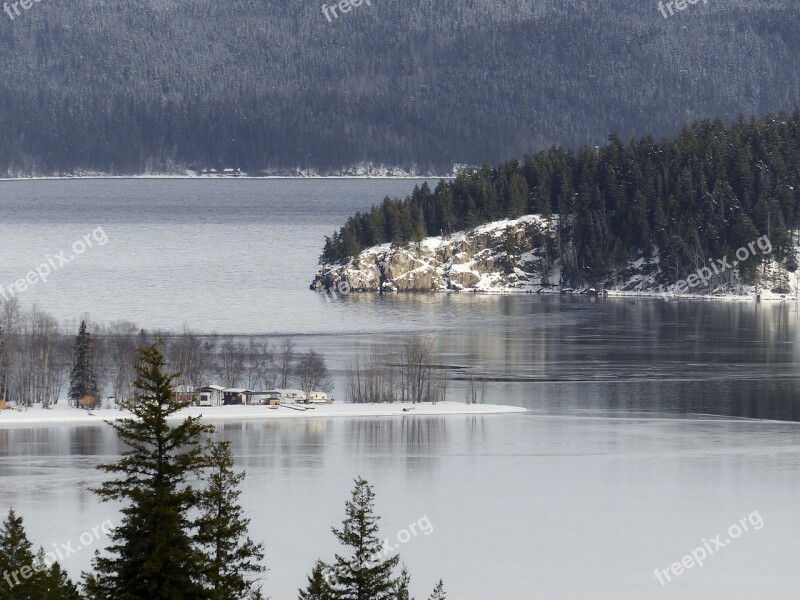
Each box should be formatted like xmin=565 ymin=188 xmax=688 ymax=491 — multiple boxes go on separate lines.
xmin=218 ymin=337 xmax=246 ymax=389
xmin=276 ymin=338 xmax=295 ymax=389
xmin=346 ymin=339 xmax=446 ymax=404
xmin=294 ymin=350 xmax=333 ymax=394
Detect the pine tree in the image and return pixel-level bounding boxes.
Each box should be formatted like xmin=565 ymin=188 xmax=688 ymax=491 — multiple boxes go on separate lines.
xmin=195 ymin=441 xmax=266 ymax=600
xmin=428 ymin=579 xmax=446 ymax=600
xmin=84 ymin=342 xmax=214 ymax=599
xmin=68 ymin=320 xmax=99 ymax=409
xmin=297 ymin=560 xmax=336 ymax=600
xmin=0 ymin=509 xmax=81 ymax=600
xmin=329 ymin=477 xmax=400 ymax=600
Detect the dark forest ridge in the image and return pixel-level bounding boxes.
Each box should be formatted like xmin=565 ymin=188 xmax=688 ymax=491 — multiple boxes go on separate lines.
xmin=0 ymin=0 xmax=798 ymax=175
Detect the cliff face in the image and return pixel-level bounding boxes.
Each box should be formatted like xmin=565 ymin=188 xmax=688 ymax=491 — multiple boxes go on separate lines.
xmin=311 ymin=215 xmax=562 ymax=293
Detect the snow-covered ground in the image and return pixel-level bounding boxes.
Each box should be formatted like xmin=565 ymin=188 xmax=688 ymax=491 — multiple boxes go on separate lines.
xmin=0 ymin=402 xmax=526 ymax=427
xmin=0 ymin=162 xmax=458 ymax=180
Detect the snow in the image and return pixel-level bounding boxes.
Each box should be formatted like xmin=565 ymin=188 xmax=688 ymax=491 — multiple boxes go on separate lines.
xmin=0 ymin=402 xmax=527 ymax=428
xmin=471 ymin=214 xmax=548 ymax=235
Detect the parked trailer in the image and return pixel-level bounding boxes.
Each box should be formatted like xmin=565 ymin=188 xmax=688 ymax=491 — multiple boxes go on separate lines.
xmin=266 ymin=389 xmax=308 ymax=404
xmin=307 ymin=391 xmax=328 ymax=404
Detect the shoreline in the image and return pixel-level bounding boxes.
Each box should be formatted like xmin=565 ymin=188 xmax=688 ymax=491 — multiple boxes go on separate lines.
xmin=0 ymin=175 xmax=453 ymax=182
xmin=0 ymin=402 xmax=527 ymax=428
xmin=315 ymin=286 xmax=792 ymax=302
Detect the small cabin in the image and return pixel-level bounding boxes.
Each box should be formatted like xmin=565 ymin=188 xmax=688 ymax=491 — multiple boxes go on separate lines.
xmin=222 ymin=388 xmax=251 ymax=405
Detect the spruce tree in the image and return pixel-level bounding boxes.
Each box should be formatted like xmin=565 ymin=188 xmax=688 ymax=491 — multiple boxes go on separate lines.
xmin=428 ymin=580 xmax=446 ymax=600
xmin=69 ymin=320 xmax=99 ymax=409
xmin=394 ymin=565 xmax=413 ymax=600
xmin=0 ymin=509 xmax=32 ymax=591
xmin=0 ymin=509 xmax=81 ymax=600
xmin=329 ymin=477 xmax=400 ymax=600
xmin=195 ymin=441 xmax=266 ymax=600
xmin=27 ymin=548 xmax=82 ymax=600
xmin=297 ymin=560 xmax=336 ymax=600
xmin=84 ymin=342 xmax=214 ymax=599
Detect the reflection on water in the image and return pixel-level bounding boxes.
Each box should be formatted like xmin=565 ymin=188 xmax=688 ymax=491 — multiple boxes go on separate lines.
xmin=2 ymin=413 xmax=800 ymax=600
xmin=298 ymin=298 xmax=800 ymax=421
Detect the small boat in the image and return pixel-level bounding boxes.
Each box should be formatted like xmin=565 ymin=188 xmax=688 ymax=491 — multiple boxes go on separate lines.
xmin=281 ymin=403 xmax=307 ymax=411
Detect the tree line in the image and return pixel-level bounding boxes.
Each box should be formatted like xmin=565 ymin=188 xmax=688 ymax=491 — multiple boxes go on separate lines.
xmin=320 ymin=109 xmax=800 ymax=287
xmin=0 ymin=300 xmax=331 ymax=409
xmin=0 ymin=299 xmax=453 ymax=408
xmin=1 ymin=343 xmax=448 ymax=599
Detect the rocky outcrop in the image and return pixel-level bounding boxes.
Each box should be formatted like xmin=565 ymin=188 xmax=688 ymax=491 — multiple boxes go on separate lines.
xmin=310 ymin=215 xmax=561 ymax=293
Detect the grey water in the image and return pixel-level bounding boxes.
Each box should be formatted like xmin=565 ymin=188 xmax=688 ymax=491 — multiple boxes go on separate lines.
xmin=1 ymin=180 xmax=800 ymax=599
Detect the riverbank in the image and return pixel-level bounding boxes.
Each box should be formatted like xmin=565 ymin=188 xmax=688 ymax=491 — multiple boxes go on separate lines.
xmin=0 ymin=402 xmax=527 ymax=428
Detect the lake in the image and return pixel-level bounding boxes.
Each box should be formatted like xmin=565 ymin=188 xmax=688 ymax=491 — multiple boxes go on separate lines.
xmin=1 ymin=179 xmax=799 ymax=599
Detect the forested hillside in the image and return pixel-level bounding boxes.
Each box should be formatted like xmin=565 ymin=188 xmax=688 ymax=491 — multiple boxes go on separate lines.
xmin=320 ymin=109 xmax=800 ymax=287
xmin=0 ymin=0 xmax=799 ymax=175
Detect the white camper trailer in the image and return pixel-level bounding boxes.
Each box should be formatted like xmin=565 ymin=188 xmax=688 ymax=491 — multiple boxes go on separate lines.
xmin=267 ymin=389 xmax=308 ymax=404
xmin=307 ymin=391 xmax=329 ymax=404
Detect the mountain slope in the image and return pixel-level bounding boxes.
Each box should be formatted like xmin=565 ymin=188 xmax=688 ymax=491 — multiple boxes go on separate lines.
xmin=1 ymin=1 xmax=799 ymax=174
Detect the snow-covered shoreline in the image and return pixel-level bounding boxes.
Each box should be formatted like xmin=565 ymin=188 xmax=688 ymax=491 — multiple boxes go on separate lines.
xmin=0 ymin=402 xmax=527 ymax=428
xmin=0 ymin=175 xmax=451 ymax=182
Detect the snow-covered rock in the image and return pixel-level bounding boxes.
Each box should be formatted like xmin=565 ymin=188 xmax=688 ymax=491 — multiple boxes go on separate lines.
xmin=311 ymin=215 xmax=561 ymax=293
